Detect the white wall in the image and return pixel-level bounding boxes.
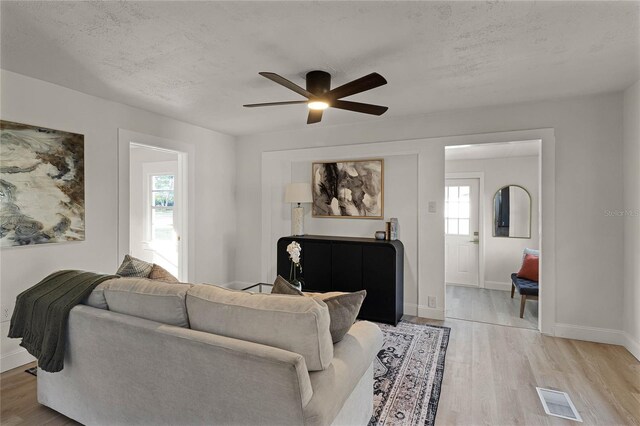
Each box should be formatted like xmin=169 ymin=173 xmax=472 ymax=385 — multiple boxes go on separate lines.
xmin=0 ymin=70 xmax=237 ymax=371
xmin=446 ymin=156 xmax=539 ymax=289
xmin=623 ymin=80 xmax=640 ymax=361
xmin=261 ymin=139 xmax=448 ymax=322
xmin=291 ymin=155 xmax=419 ymax=313
xmin=236 ymin=92 xmax=625 ymax=342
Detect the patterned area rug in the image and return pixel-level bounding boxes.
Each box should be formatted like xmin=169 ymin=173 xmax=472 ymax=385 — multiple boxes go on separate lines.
xmin=370 ymin=321 xmax=450 ymax=426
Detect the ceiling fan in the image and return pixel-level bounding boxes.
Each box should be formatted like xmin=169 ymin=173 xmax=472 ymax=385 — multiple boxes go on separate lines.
xmin=244 ymin=70 xmax=388 ymax=124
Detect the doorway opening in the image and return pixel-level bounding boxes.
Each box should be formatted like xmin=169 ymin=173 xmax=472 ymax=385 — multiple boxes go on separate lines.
xmin=444 ymin=140 xmax=541 ymax=330
xmin=129 ymin=143 xmax=187 ymax=281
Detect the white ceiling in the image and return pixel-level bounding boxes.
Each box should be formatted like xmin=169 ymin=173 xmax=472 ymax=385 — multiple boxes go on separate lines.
xmin=1 ymin=1 xmax=638 ymax=136
xmin=445 ymin=140 xmax=539 ymax=161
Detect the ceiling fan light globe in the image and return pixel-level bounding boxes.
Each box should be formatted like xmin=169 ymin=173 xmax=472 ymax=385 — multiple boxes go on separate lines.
xmin=308 ymin=101 xmax=329 ymax=110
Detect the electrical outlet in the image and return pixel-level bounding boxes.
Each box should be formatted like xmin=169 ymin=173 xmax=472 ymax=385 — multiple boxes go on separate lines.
xmin=428 ymin=296 xmax=437 ymax=308
xmin=1 ymin=306 xmax=11 ymax=322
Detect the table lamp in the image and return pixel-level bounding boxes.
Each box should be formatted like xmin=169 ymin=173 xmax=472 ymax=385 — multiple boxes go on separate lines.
xmin=285 ymin=183 xmax=312 ymax=235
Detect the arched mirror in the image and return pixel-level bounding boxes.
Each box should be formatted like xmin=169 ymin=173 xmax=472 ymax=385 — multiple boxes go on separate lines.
xmin=493 ymin=185 xmax=531 ymax=238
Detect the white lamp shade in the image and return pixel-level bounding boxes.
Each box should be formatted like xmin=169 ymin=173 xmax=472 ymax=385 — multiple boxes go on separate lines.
xmin=285 ymin=183 xmax=312 ymax=203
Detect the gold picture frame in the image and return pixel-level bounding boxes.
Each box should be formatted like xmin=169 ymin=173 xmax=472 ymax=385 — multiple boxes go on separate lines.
xmin=311 ymin=158 xmax=384 ymax=219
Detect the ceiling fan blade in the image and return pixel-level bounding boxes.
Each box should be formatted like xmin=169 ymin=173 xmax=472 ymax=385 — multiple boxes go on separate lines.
xmin=243 ymin=100 xmax=308 ymax=108
xmin=259 ymin=72 xmax=314 ymax=99
xmin=307 ymin=109 xmax=323 ymax=124
xmin=331 ymin=100 xmax=388 ymax=115
xmin=327 ymin=73 xmax=387 ymax=100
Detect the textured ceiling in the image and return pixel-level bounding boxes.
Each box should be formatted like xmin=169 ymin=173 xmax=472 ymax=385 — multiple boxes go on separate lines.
xmin=1 ymin=1 xmax=639 ymax=136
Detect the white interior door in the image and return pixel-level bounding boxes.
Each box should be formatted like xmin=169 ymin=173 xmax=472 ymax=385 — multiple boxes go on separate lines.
xmin=138 ymin=161 xmax=182 ymax=279
xmin=445 ymin=178 xmax=480 ymax=286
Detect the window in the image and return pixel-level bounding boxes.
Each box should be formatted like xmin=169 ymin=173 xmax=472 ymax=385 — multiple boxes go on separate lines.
xmin=445 ymin=185 xmax=470 ymax=235
xmin=150 ymin=175 xmax=174 ymax=242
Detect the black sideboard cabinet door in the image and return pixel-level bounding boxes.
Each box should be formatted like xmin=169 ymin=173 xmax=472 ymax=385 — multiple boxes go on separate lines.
xmin=331 ymin=243 xmax=363 ymax=293
xmin=361 ymin=245 xmax=396 ymax=322
xmin=301 ymin=241 xmax=332 ymax=292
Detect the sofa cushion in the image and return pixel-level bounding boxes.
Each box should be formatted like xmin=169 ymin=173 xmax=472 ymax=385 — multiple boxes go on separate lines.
xmin=148 ymin=264 xmax=179 ymax=283
xmin=116 ymin=255 xmax=153 ymax=278
xmin=81 ymin=281 xmax=110 ymax=309
xmin=187 ymin=284 xmax=333 ymax=371
xmin=272 ymin=276 xmax=366 ymax=344
xmin=103 ymin=278 xmax=191 ymax=327
xmin=511 ymin=273 xmax=539 ymax=296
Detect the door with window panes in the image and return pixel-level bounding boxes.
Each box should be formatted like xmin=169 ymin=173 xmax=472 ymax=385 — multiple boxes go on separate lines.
xmin=144 ymin=164 xmax=180 ymax=279
xmin=445 ymin=178 xmax=480 ymax=286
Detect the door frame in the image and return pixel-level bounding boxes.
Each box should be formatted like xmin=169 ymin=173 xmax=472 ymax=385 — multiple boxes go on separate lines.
xmin=118 ymin=129 xmax=192 ymax=282
xmin=141 ymin=159 xmax=181 ymax=277
xmin=445 ymin=172 xmax=485 ymax=288
xmin=444 ymin=142 xmax=542 ymax=332
xmin=260 ymin=129 xmax=554 ymax=334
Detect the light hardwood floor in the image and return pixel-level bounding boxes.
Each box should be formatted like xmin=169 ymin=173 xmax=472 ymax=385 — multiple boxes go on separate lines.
xmin=0 ymin=365 xmax=78 ymax=426
xmin=446 ymin=284 xmax=539 ymax=329
xmin=1 ymin=317 xmax=638 ymax=425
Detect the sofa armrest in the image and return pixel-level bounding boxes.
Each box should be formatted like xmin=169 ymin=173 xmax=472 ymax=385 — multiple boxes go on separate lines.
xmin=303 ymin=321 xmax=383 ymax=425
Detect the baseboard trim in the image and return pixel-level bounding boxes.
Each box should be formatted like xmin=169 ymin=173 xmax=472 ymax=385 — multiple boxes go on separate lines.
xmin=0 ymin=348 xmax=35 ymax=373
xmin=624 ymin=332 xmax=640 ymax=361
xmin=445 ymin=282 xmax=479 ymax=288
xmin=554 ymin=324 xmax=640 ymax=361
xmin=553 ymin=323 xmax=626 ymax=346
xmin=403 ymin=303 xmax=418 ymax=316
xmin=417 ymin=305 xmax=445 ymax=321
xmin=484 ymin=281 xmax=512 ymax=292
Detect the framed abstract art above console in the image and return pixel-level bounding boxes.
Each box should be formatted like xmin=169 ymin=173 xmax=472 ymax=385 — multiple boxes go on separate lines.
xmin=0 ymin=120 xmax=85 ymax=247
xmin=311 ymin=158 xmax=383 ymax=219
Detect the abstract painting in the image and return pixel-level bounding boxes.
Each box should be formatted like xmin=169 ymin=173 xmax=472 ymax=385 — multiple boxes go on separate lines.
xmin=1 ymin=120 xmax=85 ymax=247
xmin=312 ymin=159 xmax=383 ymax=218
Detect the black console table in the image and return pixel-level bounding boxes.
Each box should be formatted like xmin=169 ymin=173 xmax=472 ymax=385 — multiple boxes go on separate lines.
xmin=277 ymin=235 xmax=404 ymax=325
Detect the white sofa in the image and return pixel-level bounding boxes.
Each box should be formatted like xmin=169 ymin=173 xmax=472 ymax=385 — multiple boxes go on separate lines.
xmin=37 ymin=278 xmax=383 ymax=426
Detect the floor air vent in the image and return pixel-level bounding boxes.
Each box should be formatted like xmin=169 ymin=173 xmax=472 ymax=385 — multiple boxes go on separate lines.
xmin=536 ymin=387 xmax=583 ymax=422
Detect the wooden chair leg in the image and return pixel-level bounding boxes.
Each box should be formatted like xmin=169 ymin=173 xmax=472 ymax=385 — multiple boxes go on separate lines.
xmin=520 ymin=295 xmax=527 ymax=318
xmin=511 ymin=283 xmax=515 ymax=299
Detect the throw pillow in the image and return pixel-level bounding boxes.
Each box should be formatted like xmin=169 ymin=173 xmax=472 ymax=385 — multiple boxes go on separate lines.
xmin=116 ymin=254 xmax=153 ymax=278
xmin=148 ymin=263 xmax=179 ymax=283
xmin=273 ymin=275 xmax=303 ymax=295
xmin=271 ymin=275 xmax=366 ymax=343
xmin=517 ymin=254 xmax=539 ymax=282
xmin=521 ymin=248 xmax=540 ymax=264
xmin=308 ymin=290 xmax=367 ymax=343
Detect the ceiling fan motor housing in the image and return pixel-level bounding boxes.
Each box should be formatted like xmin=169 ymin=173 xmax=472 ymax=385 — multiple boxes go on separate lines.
xmin=306 ymin=70 xmax=331 ymax=97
